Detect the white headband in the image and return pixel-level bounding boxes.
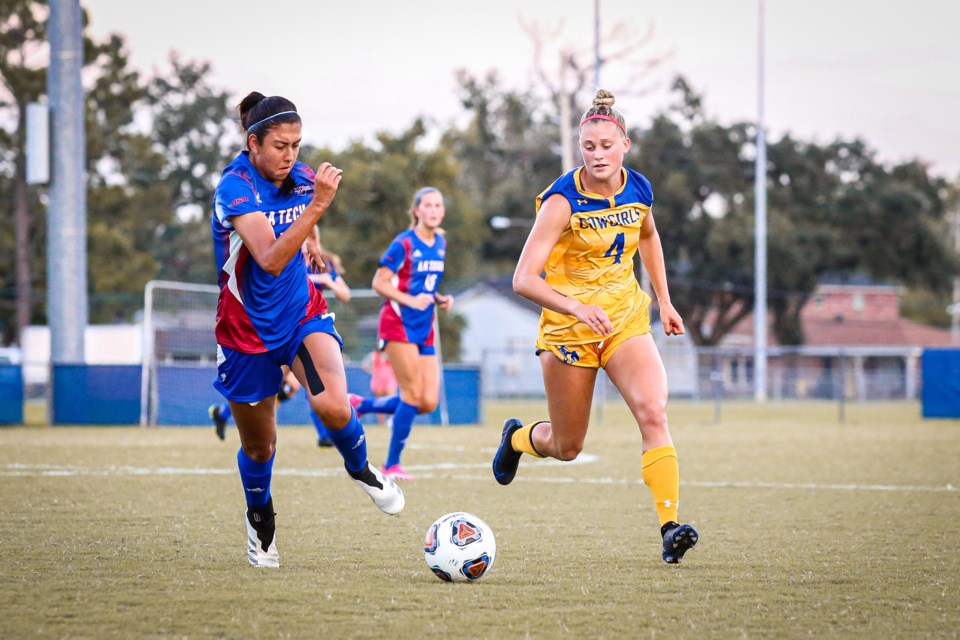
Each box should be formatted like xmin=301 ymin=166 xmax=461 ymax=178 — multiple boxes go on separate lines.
xmin=246 ymin=110 xmax=298 ymax=132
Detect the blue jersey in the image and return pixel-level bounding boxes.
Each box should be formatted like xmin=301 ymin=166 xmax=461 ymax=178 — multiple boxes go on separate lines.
xmin=211 ymin=151 xmax=327 ymax=353
xmin=377 ymin=229 xmax=446 ymax=345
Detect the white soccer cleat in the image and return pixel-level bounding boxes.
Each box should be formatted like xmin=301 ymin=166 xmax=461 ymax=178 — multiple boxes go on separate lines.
xmin=245 ymin=508 xmax=279 ymax=568
xmin=349 ymin=462 xmax=405 ymax=515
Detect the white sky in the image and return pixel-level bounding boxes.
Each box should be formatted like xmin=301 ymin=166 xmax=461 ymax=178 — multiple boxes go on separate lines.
xmin=82 ymin=0 xmax=960 ymax=178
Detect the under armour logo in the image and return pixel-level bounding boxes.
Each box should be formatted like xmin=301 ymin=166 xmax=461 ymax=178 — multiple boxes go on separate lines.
xmin=577 ymin=199 xmax=588 ymax=205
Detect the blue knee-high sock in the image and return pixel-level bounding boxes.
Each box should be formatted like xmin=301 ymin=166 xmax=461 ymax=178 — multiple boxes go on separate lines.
xmin=237 ymin=448 xmax=274 ymax=509
xmin=358 ymin=394 xmax=400 ymax=415
xmin=327 ymin=409 xmax=368 ymax=473
xmin=220 ymin=403 xmax=232 ymax=422
xmin=385 ymin=400 xmax=418 ymax=468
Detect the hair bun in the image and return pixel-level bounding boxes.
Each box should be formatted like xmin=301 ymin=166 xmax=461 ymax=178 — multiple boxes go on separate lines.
xmin=238 ymin=91 xmax=267 ymax=119
xmin=593 ymin=89 xmax=616 ymax=109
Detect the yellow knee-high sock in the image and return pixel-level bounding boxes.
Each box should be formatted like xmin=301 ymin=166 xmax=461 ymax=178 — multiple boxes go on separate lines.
xmin=641 ymin=445 xmax=680 ymax=526
xmin=510 ymin=421 xmax=546 ymax=458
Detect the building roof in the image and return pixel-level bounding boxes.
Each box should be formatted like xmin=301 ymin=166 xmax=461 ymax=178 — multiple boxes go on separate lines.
xmin=456 ymin=277 xmax=542 ymax=316
xmin=801 ymin=316 xmax=953 ymax=347
xmin=721 ymin=283 xmax=954 ymax=348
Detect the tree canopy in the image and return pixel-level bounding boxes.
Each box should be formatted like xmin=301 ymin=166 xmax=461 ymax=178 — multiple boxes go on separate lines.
xmin=0 ymin=3 xmax=956 ymax=352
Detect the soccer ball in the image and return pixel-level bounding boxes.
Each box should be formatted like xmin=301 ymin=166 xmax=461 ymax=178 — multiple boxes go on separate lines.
xmin=423 ymin=512 xmax=496 ymax=582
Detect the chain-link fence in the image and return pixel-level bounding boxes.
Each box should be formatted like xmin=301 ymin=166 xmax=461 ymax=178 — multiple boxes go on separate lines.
xmin=477 ymin=344 xmax=924 ymax=403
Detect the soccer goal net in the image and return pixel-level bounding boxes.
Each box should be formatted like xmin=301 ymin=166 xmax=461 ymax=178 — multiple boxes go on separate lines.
xmin=140 ymin=280 xmax=448 ymax=426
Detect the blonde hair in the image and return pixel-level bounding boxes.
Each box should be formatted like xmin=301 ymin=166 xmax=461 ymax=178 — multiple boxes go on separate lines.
xmin=578 ymin=89 xmax=626 ymax=135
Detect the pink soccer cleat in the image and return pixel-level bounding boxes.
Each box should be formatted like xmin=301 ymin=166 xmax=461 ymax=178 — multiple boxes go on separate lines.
xmin=347 ymin=393 xmax=365 ymax=417
xmin=382 ymin=464 xmax=416 ymax=481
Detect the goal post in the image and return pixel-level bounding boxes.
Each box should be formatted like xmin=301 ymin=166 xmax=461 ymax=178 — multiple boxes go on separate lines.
xmin=140 ymin=280 xmax=450 ymax=426
xmin=140 ymin=280 xmax=219 ymax=426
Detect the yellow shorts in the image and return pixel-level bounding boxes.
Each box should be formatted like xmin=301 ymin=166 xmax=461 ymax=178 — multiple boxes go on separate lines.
xmin=535 ymin=300 xmax=652 ymax=369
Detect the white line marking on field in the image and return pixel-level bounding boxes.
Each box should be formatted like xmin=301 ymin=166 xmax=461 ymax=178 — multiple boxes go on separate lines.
xmin=0 ymin=462 xmax=955 ymax=493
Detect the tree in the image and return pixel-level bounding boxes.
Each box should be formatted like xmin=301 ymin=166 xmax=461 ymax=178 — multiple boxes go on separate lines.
xmin=146 ymin=53 xmax=237 ymax=285
xmin=635 ymin=78 xmax=959 ymax=346
xmin=300 ymin=120 xmax=475 ymax=360
xmin=443 ymin=70 xmax=559 ymax=274
xmin=0 ymin=0 xmax=47 ymax=343
xmin=83 ymin=34 xmax=165 ymax=322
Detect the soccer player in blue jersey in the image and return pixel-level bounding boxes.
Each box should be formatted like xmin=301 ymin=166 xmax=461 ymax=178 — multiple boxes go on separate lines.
xmin=492 ymin=90 xmax=698 ymax=565
xmin=211 ymin=91 xmax=403 ymax=568
xmin=348 ymin=187 xmax=454 ymax=481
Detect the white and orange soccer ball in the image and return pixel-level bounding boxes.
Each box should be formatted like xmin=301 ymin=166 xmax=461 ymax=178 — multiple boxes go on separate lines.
xmin=423 ymin=512 xmax=496 ymax=582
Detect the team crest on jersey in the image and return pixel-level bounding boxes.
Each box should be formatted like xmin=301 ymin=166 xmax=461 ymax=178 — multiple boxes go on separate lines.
xmin=558 ymin=345 xmax=580 ymax=365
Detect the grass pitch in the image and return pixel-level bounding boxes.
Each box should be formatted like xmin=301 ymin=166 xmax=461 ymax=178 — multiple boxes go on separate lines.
xmin=1 ymin=401 xmax=958 ymax=639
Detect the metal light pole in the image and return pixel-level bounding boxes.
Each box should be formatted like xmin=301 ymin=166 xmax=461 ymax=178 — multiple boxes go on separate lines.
xmin=47 ymin=0 xmax=88 ymax=418
xmin=753 ymin=0 xmax=768 ymax=402
xmin=594 ymin=0 xmax=601 ymax=90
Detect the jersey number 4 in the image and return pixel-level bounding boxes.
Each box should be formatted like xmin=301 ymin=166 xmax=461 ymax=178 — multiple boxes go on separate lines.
xmin=604 ymin=232 xmax=625 ymax=264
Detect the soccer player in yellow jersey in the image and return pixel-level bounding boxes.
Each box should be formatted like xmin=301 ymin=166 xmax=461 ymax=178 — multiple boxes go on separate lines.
xmin=492 ymin=89 xmax=698 ymax=564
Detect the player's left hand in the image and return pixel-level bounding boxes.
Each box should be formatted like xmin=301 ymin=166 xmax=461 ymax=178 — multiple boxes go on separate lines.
xmin=660 ymin=302 xmax=685 ymax=336
xmin=434 ymin=293 xmax=454 ymax=311
xmin=302 ymin=240 xmax=325 ymax=273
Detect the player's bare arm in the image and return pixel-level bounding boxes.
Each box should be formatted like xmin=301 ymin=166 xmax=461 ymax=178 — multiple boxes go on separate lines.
xmin=638 ymin=210 xmax=684 ymax=335
xmin=232 ymin=163 xmax=341 ymax=276
xmin=513 ymin=194 xmax=614 ymax=336
xmin=372 ymin=266 xmax=434 ymax=310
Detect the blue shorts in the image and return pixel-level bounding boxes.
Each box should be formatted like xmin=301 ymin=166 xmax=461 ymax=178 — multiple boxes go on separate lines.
xmin=378 ymin=338 xmax=435 ymax=356
xmin=214 ymin=314 xmax=343 ymax=403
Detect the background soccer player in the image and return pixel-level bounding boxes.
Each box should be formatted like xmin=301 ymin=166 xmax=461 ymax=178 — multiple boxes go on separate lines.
xmin=349 ymin=187 xmax=454 ymax=481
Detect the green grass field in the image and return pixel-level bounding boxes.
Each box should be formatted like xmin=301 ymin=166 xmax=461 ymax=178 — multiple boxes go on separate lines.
xmin=1 ymin=401 xmax=958 ymax=639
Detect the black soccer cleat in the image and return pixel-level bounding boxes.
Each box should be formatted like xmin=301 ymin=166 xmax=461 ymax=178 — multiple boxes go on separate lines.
xmin=245 ymin=499 xmax=279 ymax=568
xmin=209 ymin=404 xmax=227 ymax=441
xmin=492 ymin=418 xmax=524 ymax=486
xmin=661 ymin=522 xmax=698 ymax=564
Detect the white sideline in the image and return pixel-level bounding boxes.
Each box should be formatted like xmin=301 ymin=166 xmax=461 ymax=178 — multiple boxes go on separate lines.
xmin=0 ymin=461 xmax=955 ymax=493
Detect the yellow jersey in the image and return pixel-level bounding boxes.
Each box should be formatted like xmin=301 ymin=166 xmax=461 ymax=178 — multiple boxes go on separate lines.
xmin=535 ymin=166 xmax=653 ymax=346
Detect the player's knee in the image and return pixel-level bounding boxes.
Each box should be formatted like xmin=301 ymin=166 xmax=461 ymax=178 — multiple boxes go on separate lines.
xmin=315 ymin=401 xmax=352 ymax=430
xmin=419 ymin=398 xmax=438 ymax=414
xmin=401 ymin=388 xmax=426 ymax=409
xmin=244 ymin=442 xmax=276 ymax=463
xmin=555 ymin=440 xmax=583 ymax=462
xmin=636 ymin=398 xmax=669 ymax=433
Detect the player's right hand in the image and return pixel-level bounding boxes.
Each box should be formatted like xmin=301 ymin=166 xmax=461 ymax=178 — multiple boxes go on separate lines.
xmin=312 ymin=162 xmax=343 ymax=209
xmin=574 ymin=302 xmax=613 ymax=336
xmin=407 ymin=292 xmax=436 ymax=311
